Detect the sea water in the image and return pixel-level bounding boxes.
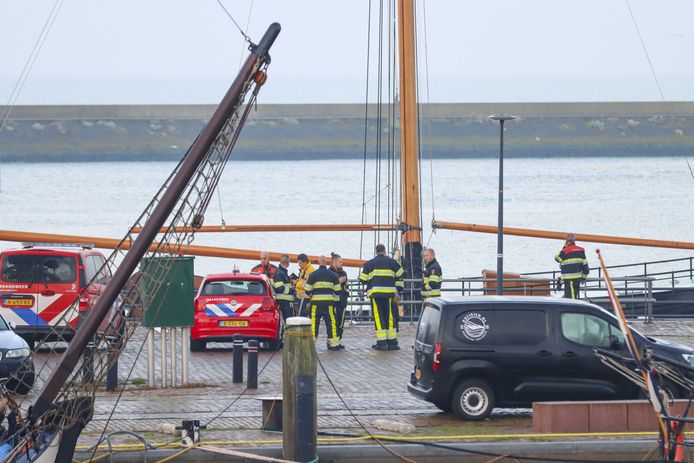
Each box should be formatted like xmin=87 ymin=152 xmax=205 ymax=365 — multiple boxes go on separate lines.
xmin=0 ymin=156 xmax=692 ymax=279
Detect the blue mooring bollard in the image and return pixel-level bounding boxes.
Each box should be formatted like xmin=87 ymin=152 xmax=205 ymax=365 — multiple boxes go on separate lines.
xmin=232 ymin=334 xmax=243 ymax=383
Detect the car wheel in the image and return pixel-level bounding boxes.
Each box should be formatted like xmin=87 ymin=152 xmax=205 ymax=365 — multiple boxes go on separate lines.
xmin=267 ymin=319 xmax=284 ymax=351
xmin=452 ymin=379 xmax=495 ymax=421
xmin=190 ymin=337 xmax=206 ymax=352
xmin=5 ymin=371 xmax=35 ymax=395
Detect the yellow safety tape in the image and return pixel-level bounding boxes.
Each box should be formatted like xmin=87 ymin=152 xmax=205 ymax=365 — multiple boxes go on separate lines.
xmin=74 ymin=430 xmax=660 ymax=451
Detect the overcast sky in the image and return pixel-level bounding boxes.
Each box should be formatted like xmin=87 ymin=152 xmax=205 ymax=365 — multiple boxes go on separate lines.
xmin=1 ymin=0 xmax=693 ymax=105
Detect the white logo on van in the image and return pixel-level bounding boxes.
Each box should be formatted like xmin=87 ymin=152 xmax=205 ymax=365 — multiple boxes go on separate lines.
xmin=461 ymin=312 xmax=489 ymax=341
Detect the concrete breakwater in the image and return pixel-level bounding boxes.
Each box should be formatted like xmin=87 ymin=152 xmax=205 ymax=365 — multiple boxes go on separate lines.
xmin=1 ymin=102 xmax=693 ymax=162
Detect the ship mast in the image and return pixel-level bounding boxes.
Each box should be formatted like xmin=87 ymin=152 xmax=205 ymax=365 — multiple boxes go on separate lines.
xmin=397 ymin=0 xmax=423 ymax=290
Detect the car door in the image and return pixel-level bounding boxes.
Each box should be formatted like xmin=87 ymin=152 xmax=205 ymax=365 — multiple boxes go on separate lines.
xmin=0 ymin=252 xmax=40 ymax=329
xmin=554 ymin=309 xmax=632 ymax=400
xmin=489 ymin=306 xmax=559 ymax=403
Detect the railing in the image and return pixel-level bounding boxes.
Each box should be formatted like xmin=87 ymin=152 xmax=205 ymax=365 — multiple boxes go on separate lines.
xmin=342 ymin=274 xmax=676 ymax=325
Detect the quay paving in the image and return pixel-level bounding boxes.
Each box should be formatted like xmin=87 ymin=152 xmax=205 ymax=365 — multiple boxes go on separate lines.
xmin=25 ymin=319 xmax=694 ymax=448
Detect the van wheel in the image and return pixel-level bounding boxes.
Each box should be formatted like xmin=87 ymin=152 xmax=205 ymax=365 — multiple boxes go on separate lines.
xmin=452 ymin=379 xmax=494 ymax=421
xmin=190 ymin=338 xmax=206 ymax=352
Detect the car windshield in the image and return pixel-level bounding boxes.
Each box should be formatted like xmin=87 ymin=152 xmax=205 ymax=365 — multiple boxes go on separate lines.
xmin=202 ymin=280 xmax=267 ymax=296
xmin=0 ymin=317 xmax=8 ymax=331
xmin=1 ymin=254 xmax=77 ymax=284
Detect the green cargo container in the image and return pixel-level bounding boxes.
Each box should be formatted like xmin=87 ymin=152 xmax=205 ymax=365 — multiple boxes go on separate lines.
xmin=140 ymin=256 xmax=195 ymax=328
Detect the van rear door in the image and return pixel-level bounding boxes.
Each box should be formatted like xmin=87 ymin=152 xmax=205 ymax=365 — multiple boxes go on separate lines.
xmin=413 ymin=303 xmax=441 ymax=390
xmin=39 ymin=254 xmax=80 ymax=328
xmin=0 ymin=252 xmax=40 ymax=329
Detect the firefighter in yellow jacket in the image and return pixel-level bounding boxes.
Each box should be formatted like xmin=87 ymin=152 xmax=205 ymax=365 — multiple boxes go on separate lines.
xmin=294 ymin=253 xmax=315 ymax=317
xmin=359 ymin=244 xmax=404 ymax=350
xmin=304 ymin=255 xmax=343 ymax=350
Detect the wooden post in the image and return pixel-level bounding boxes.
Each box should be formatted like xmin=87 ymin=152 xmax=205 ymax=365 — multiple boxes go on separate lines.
xmin=282 ymin=317 xmax=317 ymax=463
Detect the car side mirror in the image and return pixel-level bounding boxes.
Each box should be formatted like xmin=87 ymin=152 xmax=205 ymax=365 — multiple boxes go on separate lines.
xmin=8 ymin=321 xmax=16 ymax=330
xmin=610 ymin=336 xmax=623 ymax=351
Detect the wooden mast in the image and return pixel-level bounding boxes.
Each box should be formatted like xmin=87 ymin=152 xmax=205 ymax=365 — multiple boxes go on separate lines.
xmin=397 ymin=0 xmax=423 ymax=289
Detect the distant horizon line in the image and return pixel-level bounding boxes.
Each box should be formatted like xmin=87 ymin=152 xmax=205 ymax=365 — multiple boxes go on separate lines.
xmin=3 ymin=101 xmax=694 ymax=120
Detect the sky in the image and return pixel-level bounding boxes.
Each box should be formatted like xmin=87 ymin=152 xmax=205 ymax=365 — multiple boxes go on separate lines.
xmin=1 ymin=0 xmax=693 ymax=105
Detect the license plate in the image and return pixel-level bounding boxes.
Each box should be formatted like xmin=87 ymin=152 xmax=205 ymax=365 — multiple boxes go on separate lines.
xmin=3 ymin=297 xmax=33 ymax=307
xmin=219 ymin=320 xmax=248 ymax=327
xmin=415 ymin=368 xmax=422 ymax=380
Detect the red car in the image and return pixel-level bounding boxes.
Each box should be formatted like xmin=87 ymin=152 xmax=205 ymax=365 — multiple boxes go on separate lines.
xmin=0 ymin=244 xmax=113 ymax=348
xmin=191 ymin=273 xmax=282 ymax=351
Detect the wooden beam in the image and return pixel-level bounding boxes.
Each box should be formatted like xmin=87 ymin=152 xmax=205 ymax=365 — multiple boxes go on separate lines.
xmin=0 ymin=229 xmax=366 ymax=267
xmin=130 ymin=224 xmax=398 ymax=234
xmin=432 ymin=221 xmax=694 ymax=250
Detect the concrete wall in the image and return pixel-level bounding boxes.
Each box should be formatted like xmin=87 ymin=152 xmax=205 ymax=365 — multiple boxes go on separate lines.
xmin=3 ymin=101 xmax=694 ymax=120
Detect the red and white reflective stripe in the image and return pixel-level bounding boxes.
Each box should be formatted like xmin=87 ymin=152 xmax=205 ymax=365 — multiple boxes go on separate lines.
xmin=239 ymin=303 xmax=262 ymax=317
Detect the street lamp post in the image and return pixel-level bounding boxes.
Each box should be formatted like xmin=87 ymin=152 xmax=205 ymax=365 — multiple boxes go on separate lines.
xmin=489 ymin=114 xmax=515 ymax=295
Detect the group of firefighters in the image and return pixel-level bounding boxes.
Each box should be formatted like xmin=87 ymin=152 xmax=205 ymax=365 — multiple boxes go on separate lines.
xmin=249 ymin=233 xmax=589 ymax=351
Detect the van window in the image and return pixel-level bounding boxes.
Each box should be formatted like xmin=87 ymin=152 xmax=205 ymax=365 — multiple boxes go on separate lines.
xmin=84 ymin=256 xmax=99 ymax=283
xmin=1 ymin=254 xmax=76 ymax=284
xmin=416 ymin=305 xmax=441 ymax=346
xmin=454 ymin=308 xmax=547 ymax=345
xmin=561 ymin=312 xmax=625 ymax=348
xmin=202 ymin=280 xmax=268 ymax=296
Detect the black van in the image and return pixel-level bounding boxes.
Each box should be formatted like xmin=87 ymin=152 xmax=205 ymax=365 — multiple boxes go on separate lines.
xmin=407 ymin=296 xmax=694 ymax=420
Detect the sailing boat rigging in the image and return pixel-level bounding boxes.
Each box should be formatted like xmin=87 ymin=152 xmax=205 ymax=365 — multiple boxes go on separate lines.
xmin=0 ymin=22 xmax=280 ymax=463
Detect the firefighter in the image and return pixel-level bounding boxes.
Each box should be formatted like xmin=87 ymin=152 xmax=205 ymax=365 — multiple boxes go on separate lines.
xmin=555 ymin=233 xmax=590 ymax=299
xmin=295 ymin=253 xmax=315 ymax=317
xmin=359 ymin=244 xmax=404 ymax=351
xmin=422 ymin=248 xmax=443 ymax=300
xmin=273 ymin=254 xmax=295 ymax=320
xmin=329 ymin=252 xmax=349 ymax=343
xmin=304 ymin=255 xmax=342 ymax=350
xmin=250 ymin=251 xmax=277 ymax=279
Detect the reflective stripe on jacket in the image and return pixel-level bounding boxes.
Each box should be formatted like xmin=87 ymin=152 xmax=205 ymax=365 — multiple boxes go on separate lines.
xmin=422 ymin=258 xmax=443 ymax=298
xmin=305 ymin=266 xmax=341 ymax=302
xmin=295 ymin=263 xmax=315 ymax=299
xmin=358 ymin=254 xmax=404 ymax=298
xmin=273 ymin=265 xmax=295 ymax=302
xmin=555 ymin=244 xmax=589 ymax=280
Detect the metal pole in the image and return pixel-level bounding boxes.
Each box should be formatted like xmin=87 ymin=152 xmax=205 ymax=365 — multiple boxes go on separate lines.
xmin=497 ymin=119 xmax=504 ymax=295
xmin=160 ymin=328 xmax=167 ymax=388
xmin=182 ymin=327 xmax=189 ymax=385
xmin=147 ymin=329 xmax=155 ymax=388
xmin=170 ymin=327 xmax=177 ymax=388
xmin=232 ymin=333 xmax=244 ymax=384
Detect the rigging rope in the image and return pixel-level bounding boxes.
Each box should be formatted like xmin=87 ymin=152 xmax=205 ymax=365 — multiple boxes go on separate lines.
xmin=215 ymin=0 xmax=252 ymax=44
xmin=359 ymin=0 xmax=374 ymax=260
xmin=0 ymin=0 xmax=65 ymax=131
xmin=624 ymin=0 xmax=667 ymax=103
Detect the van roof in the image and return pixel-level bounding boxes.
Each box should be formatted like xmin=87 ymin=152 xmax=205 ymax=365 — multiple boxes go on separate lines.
xmin=433 ymin=295 xmax=599 ymax=309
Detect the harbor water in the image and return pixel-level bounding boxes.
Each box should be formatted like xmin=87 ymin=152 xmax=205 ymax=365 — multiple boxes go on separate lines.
xmin=0 ymin=156 xmax=692 ymax=278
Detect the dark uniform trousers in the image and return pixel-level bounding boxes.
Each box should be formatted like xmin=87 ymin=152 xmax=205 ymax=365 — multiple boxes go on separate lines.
xmin=371 ymin=296 xmax=398 ymax=346
xmin=278 ymin=300 xmax=294 ymax=320
xmin=564 ymin=279 xmax=582 ymax=299
xmin=310 ymin=302 xmax=340 ymax=347
xmin=335 ymin=294 xmax=348 ymax=339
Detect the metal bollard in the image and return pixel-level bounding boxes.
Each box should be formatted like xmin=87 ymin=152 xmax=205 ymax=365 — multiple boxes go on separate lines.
xmin=247 ymin=340 xmax=258 ymax=389
xmin=232 ymin=334 xmax=244 ymax=383
xmin=106 ymin=344 xmax=118 ymax=392
xmin=82 ymin=339 xmax=95 ymax=384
